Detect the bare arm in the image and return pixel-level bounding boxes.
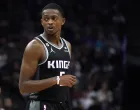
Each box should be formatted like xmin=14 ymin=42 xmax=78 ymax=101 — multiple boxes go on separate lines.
xmin=19 ymin=40 xmax=57 ymax=94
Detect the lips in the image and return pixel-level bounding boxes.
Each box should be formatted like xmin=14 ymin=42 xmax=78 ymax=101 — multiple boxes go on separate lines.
xmin=47 ymin=26 xmax=54 ymax=31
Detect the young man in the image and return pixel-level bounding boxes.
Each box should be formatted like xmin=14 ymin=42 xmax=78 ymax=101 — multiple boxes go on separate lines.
xmin=19 ymin=3 xmax=77 ymax=110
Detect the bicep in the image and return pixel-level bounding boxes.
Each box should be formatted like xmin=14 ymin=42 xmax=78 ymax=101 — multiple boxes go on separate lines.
xmin=20 ymin=55 xmax=38 ymax=82
xmin=19 ymin=41 xmax=42 ymax=83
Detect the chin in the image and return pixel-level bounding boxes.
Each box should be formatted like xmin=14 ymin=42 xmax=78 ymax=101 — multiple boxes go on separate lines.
xmin=47 ymin=30 xmax=58 ymax=35
xmin=47 ymin=32 xmax=55 ymax=35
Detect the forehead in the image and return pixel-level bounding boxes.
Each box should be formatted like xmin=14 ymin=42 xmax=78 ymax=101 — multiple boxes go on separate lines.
xmin=42 ymin=9 xmax=61 ymax=16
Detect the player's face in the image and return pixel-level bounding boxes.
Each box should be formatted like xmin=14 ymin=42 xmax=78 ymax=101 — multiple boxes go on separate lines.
xmin=41 ymin=9 xmax=65 ymax=35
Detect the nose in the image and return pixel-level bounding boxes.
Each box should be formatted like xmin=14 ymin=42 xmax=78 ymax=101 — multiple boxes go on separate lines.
xmin=48 ymin=19 xmax=53 ymax=25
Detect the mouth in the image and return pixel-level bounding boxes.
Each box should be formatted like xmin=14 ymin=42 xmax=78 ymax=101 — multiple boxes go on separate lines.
xmin=47 ymin=26 xmax=54 ymax=31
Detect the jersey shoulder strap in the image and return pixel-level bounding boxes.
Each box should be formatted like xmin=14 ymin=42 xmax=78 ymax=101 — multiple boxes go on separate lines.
xmin=34 ymin=35 xmax=49 ymax=66
xmin=61 ymin=38 xmax=71 ymax=58
xmin=35 ymin=35 xmax=47 ymax=44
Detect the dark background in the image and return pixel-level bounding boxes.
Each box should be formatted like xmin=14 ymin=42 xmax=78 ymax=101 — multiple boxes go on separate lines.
xmin=0 ymin=0 xmax=138 ymax=110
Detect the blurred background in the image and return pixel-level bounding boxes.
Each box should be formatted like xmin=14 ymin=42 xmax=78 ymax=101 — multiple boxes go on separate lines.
xmin=0 ymin=0 xmax=129 ymax=110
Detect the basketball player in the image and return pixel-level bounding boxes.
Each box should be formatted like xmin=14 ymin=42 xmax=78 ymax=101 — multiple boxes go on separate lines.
xmin=19 ymin=3 xmax=77 ymax=110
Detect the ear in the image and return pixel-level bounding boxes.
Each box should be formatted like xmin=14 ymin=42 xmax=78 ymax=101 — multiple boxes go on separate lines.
xmin=41 ymin=18 xmax=43 ymax=26
xmin=61 ymin=18 xmax=65 ymax=25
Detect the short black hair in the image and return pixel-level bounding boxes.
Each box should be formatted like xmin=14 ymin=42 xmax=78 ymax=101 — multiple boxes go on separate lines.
xmin=41 ymin=3 xmax=64 ymax=17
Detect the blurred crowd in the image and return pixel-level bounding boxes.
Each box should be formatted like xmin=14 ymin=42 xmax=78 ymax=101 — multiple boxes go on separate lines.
xmin=0 ymin=0 xmax=126 ymax=110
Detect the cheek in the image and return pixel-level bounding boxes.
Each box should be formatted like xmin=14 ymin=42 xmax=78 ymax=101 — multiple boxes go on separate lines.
xmin=43 ymin=22 xmax=48 ymax=28
xmin=55 ymin=23 xmax=62 ymax=29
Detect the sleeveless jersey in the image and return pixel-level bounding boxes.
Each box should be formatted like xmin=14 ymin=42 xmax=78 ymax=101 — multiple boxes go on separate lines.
xmin=29 ymin=34 xmax=71 ymax=102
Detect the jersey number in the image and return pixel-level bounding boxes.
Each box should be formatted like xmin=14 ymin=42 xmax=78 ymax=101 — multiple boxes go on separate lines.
xmin=60 ymin=72 xmax=65 ymax=86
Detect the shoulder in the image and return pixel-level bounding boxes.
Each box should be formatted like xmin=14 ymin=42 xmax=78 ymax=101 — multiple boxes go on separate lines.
xmin=62 ymin=38 xmax=71 ymax=50
xmin=25 ymin=39 xmax=43 ymax=52
xmin=23 ymin=39 xmax=44 ymax=58
xmin=66 ymin=40 xmax=71 ymax=49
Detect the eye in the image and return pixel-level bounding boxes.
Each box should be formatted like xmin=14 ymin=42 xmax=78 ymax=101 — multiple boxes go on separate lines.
xmin=52 ymin=16 xmax=57 ymax=21
xmin=44 ymin=16 xmax=49 ymax=21
xmin=45 ymin=18 xmax=49 ymax=21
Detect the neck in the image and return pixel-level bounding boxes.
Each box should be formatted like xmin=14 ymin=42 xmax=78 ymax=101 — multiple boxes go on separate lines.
xmin=43 ymin=31 xmax=61 ymax=46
